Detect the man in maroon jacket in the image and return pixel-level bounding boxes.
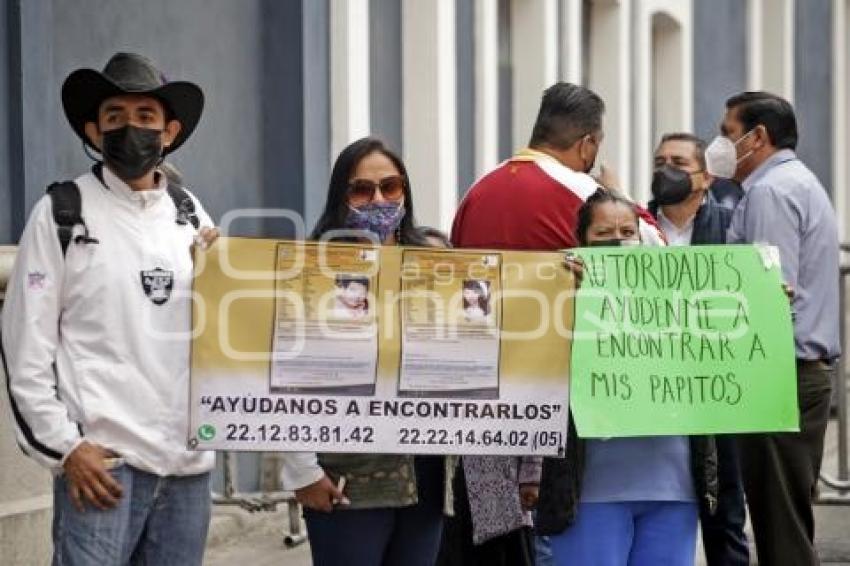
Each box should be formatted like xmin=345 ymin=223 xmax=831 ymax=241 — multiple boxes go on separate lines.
xmin=447 ymin=82 xmax=655 ymax=565
xmin=448 ymin=81 xmax=663 ymax=565
xmin=453 ymin=83 xmax=601 ymax=250
xmin=453 ymin=82 xmax=661 ymax=251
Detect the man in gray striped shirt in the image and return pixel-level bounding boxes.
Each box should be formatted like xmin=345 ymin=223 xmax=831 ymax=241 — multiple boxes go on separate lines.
xmin=722 ymin=91 xmax=839 ymax=566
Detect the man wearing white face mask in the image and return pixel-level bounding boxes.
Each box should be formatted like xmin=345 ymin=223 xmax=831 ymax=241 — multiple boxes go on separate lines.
xmin=714 ymin=91 xmax=840 ymax=566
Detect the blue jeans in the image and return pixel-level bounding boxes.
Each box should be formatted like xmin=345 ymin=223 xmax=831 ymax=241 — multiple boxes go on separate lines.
xmin=52 ymin=464 xmax=211 ymax=566
xmin=549 ymin=501 xmax=698 ymax=566
xmin=535 ymin=535 xmax=554 ymax=566
xmin=533 ymin=509 xmax=554 ymax=566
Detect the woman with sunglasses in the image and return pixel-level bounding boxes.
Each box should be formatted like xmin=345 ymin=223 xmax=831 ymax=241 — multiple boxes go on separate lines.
xmin=310 ymin=138 xmax=429 ymax=247
xmin=282 ymin=137 xmax=455 ymax=566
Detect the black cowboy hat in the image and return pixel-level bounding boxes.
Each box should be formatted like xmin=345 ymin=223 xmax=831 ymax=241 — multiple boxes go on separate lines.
xmin=61 ymin=52 xmax=203 ymax=155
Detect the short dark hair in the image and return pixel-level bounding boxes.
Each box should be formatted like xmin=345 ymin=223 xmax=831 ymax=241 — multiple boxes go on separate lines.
xmin=94 ymin=94 xmax=176 ymax=125
xmin=529 ymin=82 xmax=605 ymax=150
xmin=575 ymin=188 xmax=638 ymax=246
xmin=726 ymin=91 xmax=798 ymax=150
xmin=658 ymin=132 xmax=707 ymax=170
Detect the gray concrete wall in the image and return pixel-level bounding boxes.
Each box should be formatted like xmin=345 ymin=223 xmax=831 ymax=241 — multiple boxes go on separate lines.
xmin=301 ymin=0 xmax=332 ymax=232
xmin=1 ymin=0 xmax=324 ymax=243
xmin=456 ymin=0 xmax=476 ymax=198
xmin=6 ymin=0 xmax=56 ymax=241
xmin=49 ymin=0 xmax=267 ymax=236
xmin=0 ymin=0 xmax=13 ymax=244
xmin=795 ymin=0 xmax=833 ymax=195
xmin=0 ymin=2 xmax=325 ymax=558
xmin=497 ymin=0 xmax=513 ymax=160
xmin=692 ymin=0 xmax=747 ymax=143
xmin=370 ymin=0 xmax=403 ymax=154
xmin=693 ymin=0 xmax=834 ymax=197
xmin=260 ymin=0 xmax=318 ymax=238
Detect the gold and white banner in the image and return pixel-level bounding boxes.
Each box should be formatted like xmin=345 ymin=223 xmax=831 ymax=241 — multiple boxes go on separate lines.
xmin=189 ymin=238 xmax=574 ymax=456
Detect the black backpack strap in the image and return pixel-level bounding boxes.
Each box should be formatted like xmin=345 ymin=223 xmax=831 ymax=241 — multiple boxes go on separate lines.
xmin=166 ymin=183 xmax=200 ymax=229
xmin=46 ymin=181 xmax=98 ymax=257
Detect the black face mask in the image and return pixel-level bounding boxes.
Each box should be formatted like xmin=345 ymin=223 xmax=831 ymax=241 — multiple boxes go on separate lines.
xmin=651 ymin=165 xmax=693 ymax=206
xmin=582 ymin=137 xmax=598 ymax=174
xmin=587 ymin=238 xmax=640 ymax=247
xmin=101 ymin=125 xmax=163 ymax=181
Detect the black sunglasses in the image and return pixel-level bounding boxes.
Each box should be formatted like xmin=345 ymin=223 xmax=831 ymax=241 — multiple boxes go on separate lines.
xmin=347 ymin=175 xmax=406 ymax=205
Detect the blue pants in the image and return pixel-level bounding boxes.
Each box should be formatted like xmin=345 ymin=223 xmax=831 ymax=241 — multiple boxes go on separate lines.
xmin=52 ymin=464 xmax=211 ymax=566
xmin=305 ymin=457 xmax=444 ymax=566
xmin=306 ymin=505 xmax=444 ymax=566
xmin=535 ymin=534 xmax=555 ymax=566
xmin=533 ymin=509 xmax=554 ymax=566
xmin=549 ymin=501 xmax=698 ymax=566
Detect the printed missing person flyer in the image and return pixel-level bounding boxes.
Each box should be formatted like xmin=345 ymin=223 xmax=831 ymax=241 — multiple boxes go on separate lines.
xmin=188 ymin=239 xmax=797 ymax=455
xmin=189 ymin=238 xmax=574 ymax=456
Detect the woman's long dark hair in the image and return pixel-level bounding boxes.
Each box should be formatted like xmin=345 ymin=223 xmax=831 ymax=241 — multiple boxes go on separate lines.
xmin=311 ymin=137 xmax=429 ymax=246
xmin=462 ymin=280 xmax=491 ymax=315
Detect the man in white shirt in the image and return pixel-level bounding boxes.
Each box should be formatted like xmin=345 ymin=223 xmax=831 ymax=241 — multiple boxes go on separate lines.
xmin=2 ymin=52 xmax=218 ymax=565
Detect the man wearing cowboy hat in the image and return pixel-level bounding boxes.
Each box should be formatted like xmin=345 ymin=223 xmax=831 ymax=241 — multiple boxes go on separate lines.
xmin=2 ymin=52 xmax=218 ymax=565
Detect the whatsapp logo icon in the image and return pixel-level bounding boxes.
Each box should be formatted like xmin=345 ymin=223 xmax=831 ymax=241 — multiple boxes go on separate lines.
xmin=198 ymin=424 xmax=216 ymax=441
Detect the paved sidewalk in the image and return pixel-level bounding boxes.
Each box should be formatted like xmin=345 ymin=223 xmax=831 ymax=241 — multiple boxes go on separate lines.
xmin=204 ymin=507 xmax=310 ymax=566
xmin=205 ymin=409 xmax=850 ymax=566
xmin=812 ymin=409 xmax=850 ymax=566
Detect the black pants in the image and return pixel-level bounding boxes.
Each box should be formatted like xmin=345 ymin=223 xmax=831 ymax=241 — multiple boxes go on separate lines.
xmin=738 ymin=362 xmax=834 ymax=566
xmin=436 ymin=465 xmax=535 ymax=566
xmin=700 ymin=434 xmax=749 ymax=566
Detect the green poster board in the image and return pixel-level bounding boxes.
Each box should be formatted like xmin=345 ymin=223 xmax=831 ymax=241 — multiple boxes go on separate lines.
xmin=570 ymin=244 xmax=798 ymax=437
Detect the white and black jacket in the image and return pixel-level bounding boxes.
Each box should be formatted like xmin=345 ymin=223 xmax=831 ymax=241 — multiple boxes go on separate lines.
xmin=2 ymin=166 xmax=215 ymax=476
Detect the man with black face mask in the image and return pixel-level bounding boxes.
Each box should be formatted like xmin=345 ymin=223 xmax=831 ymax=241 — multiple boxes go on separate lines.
xmin=648 ymin=133 xmax=749 ymax=566
xmin=650 ymin=133 xmax=734 ymax=245
xmin=2 ymin=52 xmax=218 ymax=565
